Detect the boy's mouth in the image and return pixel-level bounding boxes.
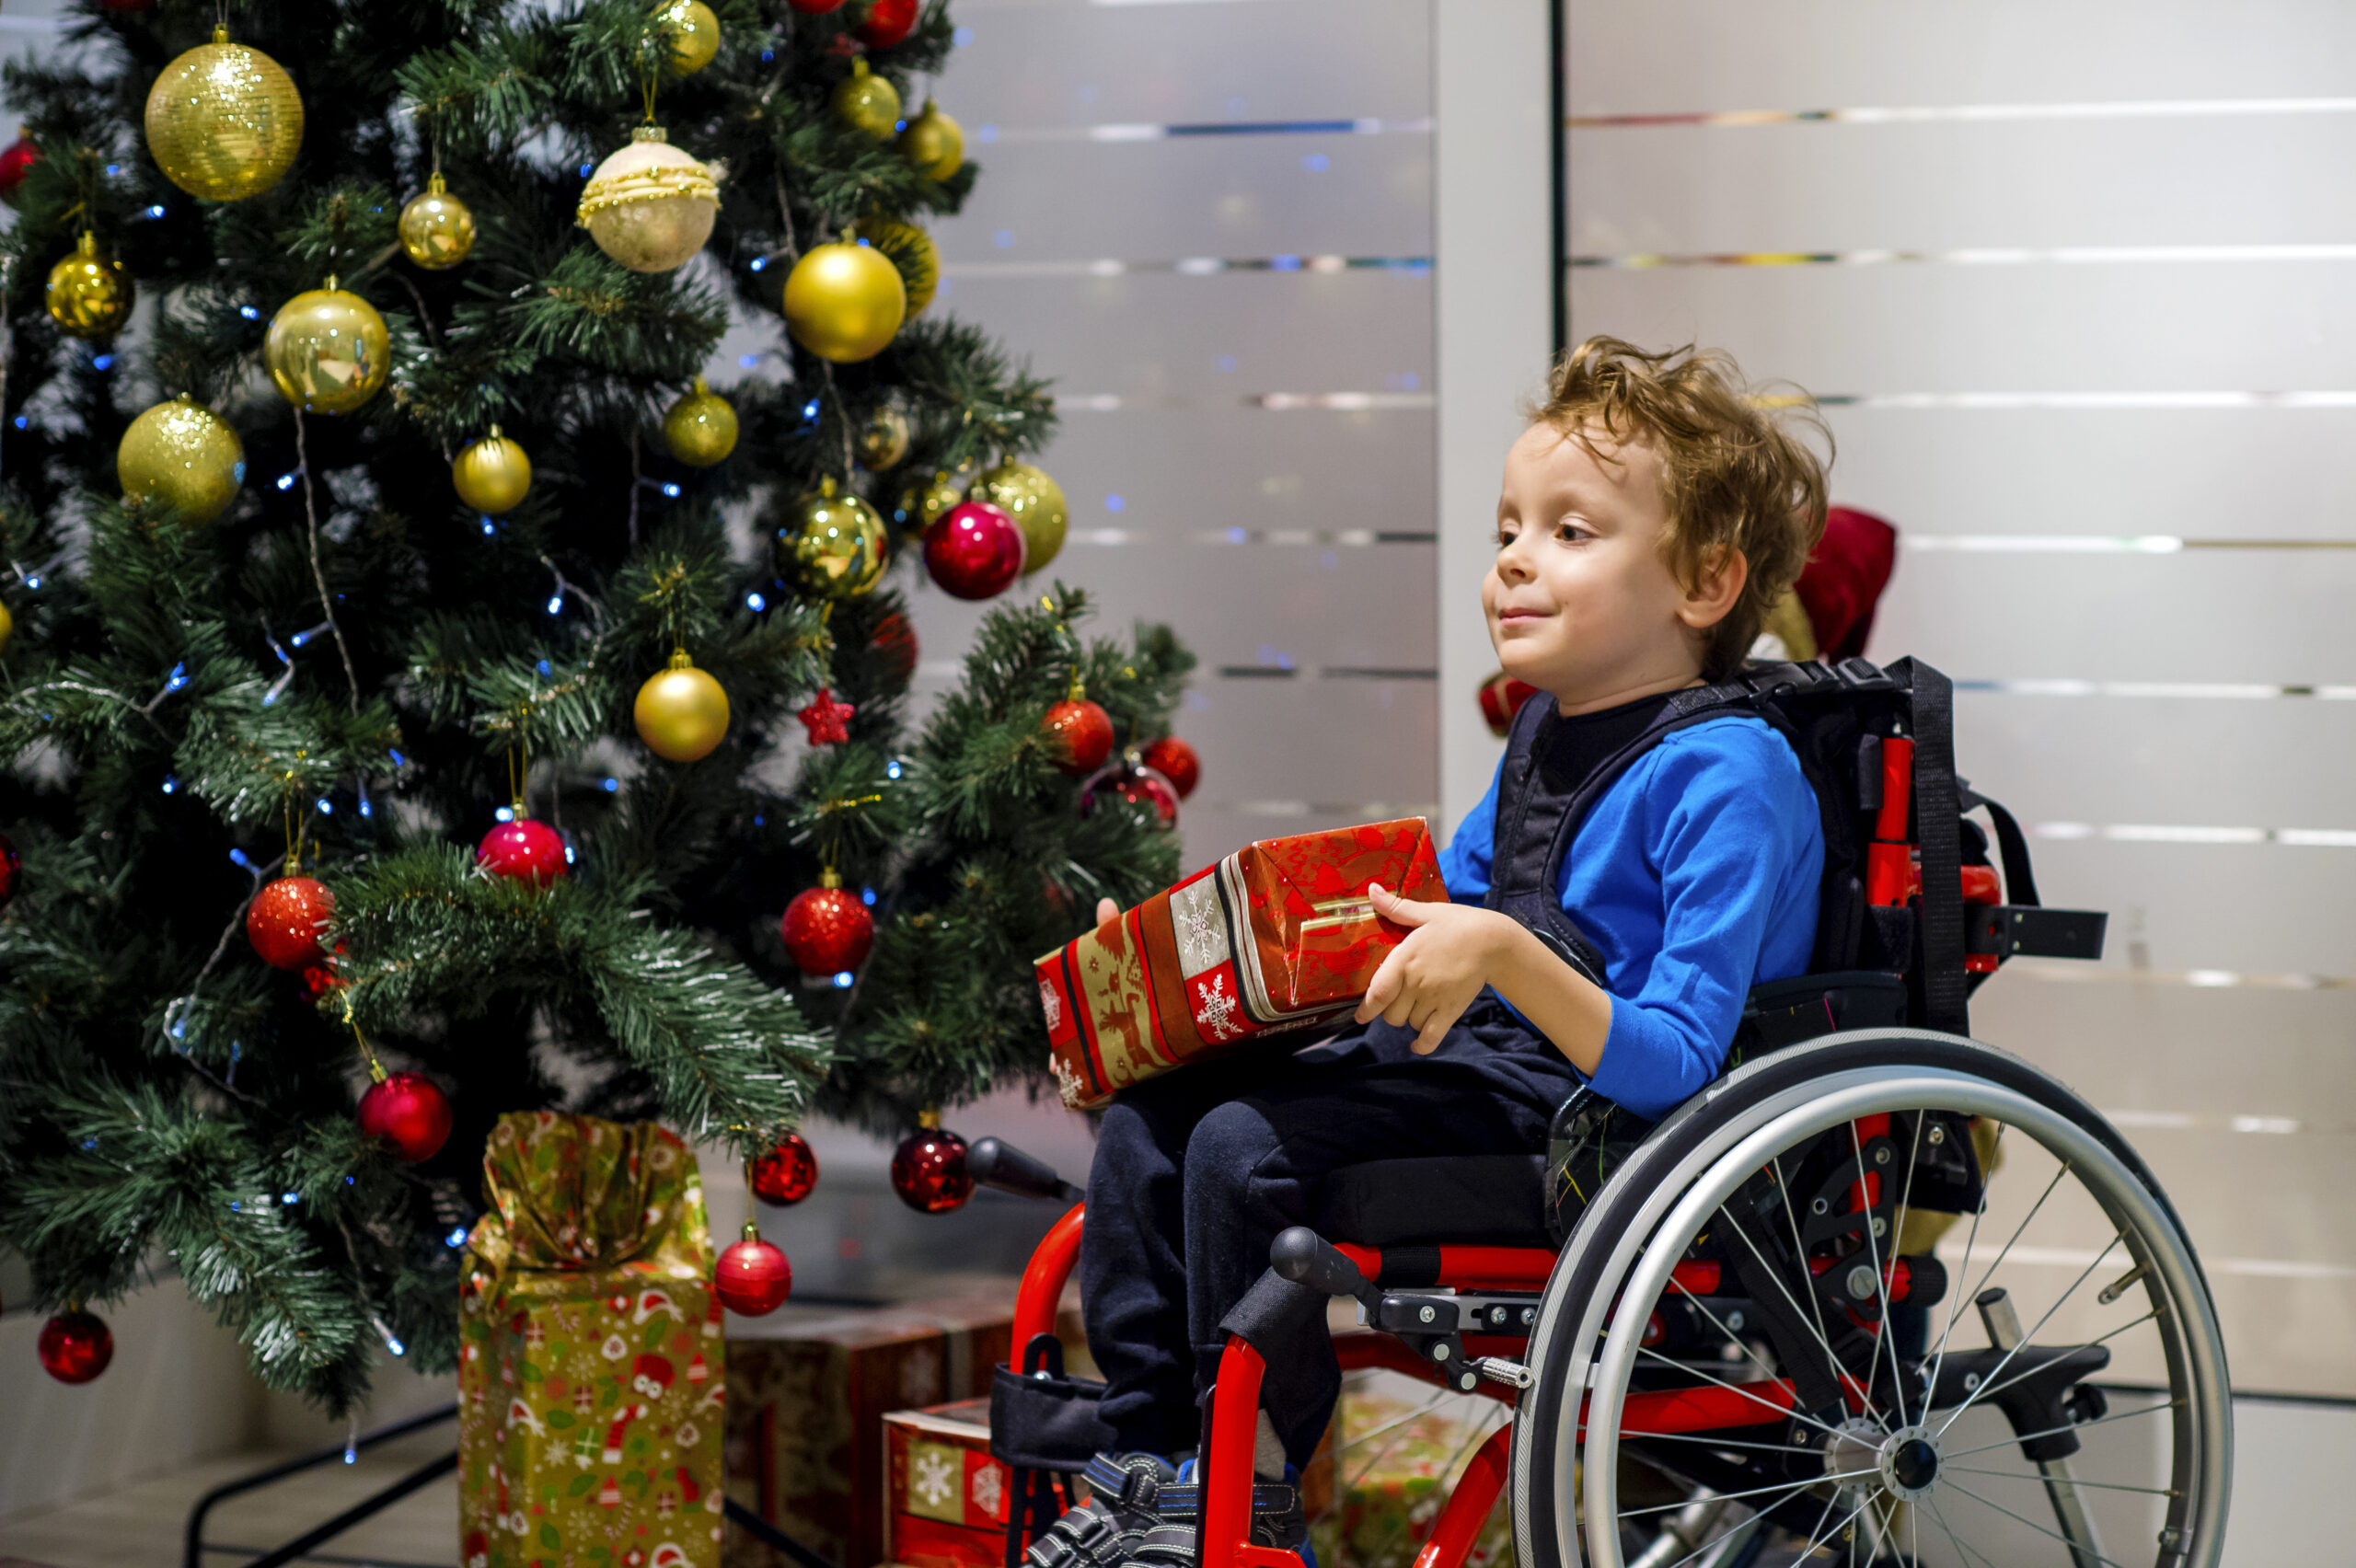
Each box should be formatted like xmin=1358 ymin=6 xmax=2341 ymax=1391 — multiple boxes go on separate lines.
xmin=1496 ymin=606 xmax=1550 ymax=624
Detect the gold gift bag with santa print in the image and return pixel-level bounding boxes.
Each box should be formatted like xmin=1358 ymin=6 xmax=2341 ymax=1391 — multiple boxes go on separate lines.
xmin=458 ymin=1113 xmax=727 ymax=1568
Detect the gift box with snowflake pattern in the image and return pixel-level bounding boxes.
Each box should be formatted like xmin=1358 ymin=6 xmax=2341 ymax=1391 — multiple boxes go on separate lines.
xmin=1035 ymin=819 xmax=1446 ymax=1109
xmin=884 ymin=1399 xmax=1011 ymax=1568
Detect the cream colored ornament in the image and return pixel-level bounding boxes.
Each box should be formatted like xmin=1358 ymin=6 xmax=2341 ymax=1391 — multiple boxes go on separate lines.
xmin=398 ymin=172 xmax=476 ymax=270
xmin=659 ymin=0 xmax=722 ymax=75
xmin=575 ymin=126 xmax=719 ymax=274
xmin=119 ymin=397 xmax=244 ymax=525
xmin=453 ymin=427 xmax=533 ymax=514
xmin=830 ymin=59 xmax=900 ymax=142
xmin=144 ymin=25 xmax=305 ymax=202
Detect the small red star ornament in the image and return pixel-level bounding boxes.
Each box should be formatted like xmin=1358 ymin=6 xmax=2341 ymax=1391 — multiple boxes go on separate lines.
xmin=797 ymin=687 xmax=857 ymax=746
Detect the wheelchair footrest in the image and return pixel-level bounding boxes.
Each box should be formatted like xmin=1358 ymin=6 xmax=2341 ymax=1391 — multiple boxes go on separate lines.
xmin=1969 ymin=905 xmax=2107 ymax=962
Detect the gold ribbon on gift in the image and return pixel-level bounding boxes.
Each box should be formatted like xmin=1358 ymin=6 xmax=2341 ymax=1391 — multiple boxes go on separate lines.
xmin=466 ymin=1112 xmax=715 ymax=1309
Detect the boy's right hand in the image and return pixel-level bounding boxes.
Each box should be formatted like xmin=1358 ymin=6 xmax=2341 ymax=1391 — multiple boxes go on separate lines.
xmin=1096 ymin=897 xmax=1119 ymax=925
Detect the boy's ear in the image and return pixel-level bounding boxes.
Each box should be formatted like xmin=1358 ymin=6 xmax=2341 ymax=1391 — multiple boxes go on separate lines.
xmin=1677 ymin=545 xmax=1749 ymax=631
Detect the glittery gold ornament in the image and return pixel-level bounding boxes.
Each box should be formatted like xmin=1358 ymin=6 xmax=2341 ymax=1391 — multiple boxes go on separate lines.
xmin=44 ymin=233 xmax=133 ymax=340
xmin=663 ymin=375 xmax=737 ymax=467
xmin=453 ymin=427 xmax=533 ymax=514
xmin=781 ymin=240 xmax=905 ymax=363
xmin=119 ymin=397 xmax=244 ymax=525
xmin=659 ymin=0 xmax=722 ymax=75
xmin=895 ymin=466 xmax=969 ymax=529
xmin=398 ymin=172 xmax=476 ymax=270
xmin=634 ymin=651 xmax=732 ymax=762
xmin=575 ymin=126 xmax=719 ymax=274
xmin=897 ymin=101 xmax=964 ymax=181
xmin=830 ymin=58 xmax=901 ymax=142
xmin=856 ymin=403 xmax=910 ymax=471
xmin=264 ymin=282 xmax=389 ymax=414
xmin=143 ymin=25 xmax=304 ymax=202
xmin=775 ymin=477 xmax=887 ymax=599
xmin=849 ymin=214 xmax=938 ymax=317
xmin=977 ymin=458 xmax=1069 ymax=574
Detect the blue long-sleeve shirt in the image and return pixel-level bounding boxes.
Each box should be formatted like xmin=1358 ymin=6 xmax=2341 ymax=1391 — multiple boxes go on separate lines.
xmin=1438 ymin=715 xmax=1825 ymax=1119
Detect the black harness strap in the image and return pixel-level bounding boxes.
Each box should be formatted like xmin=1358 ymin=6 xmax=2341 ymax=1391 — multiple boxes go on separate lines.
xmin=1896 ymin=659 xmax=1969 ymax=1037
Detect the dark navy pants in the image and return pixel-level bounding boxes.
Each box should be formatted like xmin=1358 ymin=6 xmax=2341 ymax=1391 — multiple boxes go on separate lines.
xmin=1078 ymin=1003 xmax=1581 ymax=1466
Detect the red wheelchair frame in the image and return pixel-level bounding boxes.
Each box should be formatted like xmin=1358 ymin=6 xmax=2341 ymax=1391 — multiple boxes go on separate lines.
xmin=1007 ymin=1195 xmax=1921 ymax=1568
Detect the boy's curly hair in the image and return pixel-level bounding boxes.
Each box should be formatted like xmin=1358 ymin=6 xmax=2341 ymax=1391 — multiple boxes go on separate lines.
xmin=1528 ymin=337 xmax=1831 ymax=681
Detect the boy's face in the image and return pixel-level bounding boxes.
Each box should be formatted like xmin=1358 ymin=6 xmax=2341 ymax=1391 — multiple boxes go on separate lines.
xmin=1484 ymin=421 xmax=1738 ymax=712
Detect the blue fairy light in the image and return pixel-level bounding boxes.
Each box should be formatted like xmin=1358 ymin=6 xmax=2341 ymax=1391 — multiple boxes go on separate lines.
xmin=547 ymin=594 xmax=563 ymax=614
xmin=276 ymin=470 xmax=299 ymax=491
xmin=833 ymin=971 xmax=854 ymax=987
xmin=993 ymin=228 xmax=1014 ymax=248
xmin=739 ymin=353 xmax=760 ymax=368
xmin=562 ymin=844 xmax=576 ymax=863
xmin=800 ymin=398 xmax=821 ymax=423
xmin=661 ymin=482 xmax=681 ymax=499
xmin=745 ymin=591 xmax=766 ymax=611
xmin=1273 ymin=255 xmax=1301 ymax=271
xmin=884 ymin=759 xmax=903 ymax=779
xmin=358 ymin=797 xmax=371 ymax=818
xmin=282 ymin=1192 xmax=299 ymax=1205
xmin=494 ymin=805 xmax=514 ymax=823
xmin=578 ymin=161 xmax=594 ymax=177
xmin=11 ymin=416 xmax=24 ymax=429
xmin=316 ymin=797 xmax=333 ymax=814
xmin=228 ymin=847 xmax=252 ymax=868
xmin=749 ymin=257 xmax=767 ymax=271
xmin=385 ymin=1333 xmax=406 ymax=1356
xmin=291 ymin=628 xmax=312 ymax=647
xmin=602 ymin=778 xmax=619 ymax=793
xmin=104 ymin=163 xmax=119 ymax=176
xmin=953 ymin=25 xmax=972 ymax=44
xmin=1105 ymin=493 xmax=1126 ymax=513
xmin=143 ymin=203 xmax=167 ymax=218
xmin=239 ymin=306 xmax=260 ymax=320
xmin=388 ymin=749 xmax=406 ymax=767
xmin=536 ymin=659 xmax=551 ymax=676
xmin=160 ymin=776 xmax=178 ymax=794
xmin=1227 ymin=525 xmax=1247 ymax=543
xmin=480 ymin=515 xmax=496 ymax=536
xmin=860 ymin=887 xmax=876 ymax=905
xmin=92 ymin=354 xmax=114 ymax=371
xmin=445 ymin=1227 xmax=469 ymax=1248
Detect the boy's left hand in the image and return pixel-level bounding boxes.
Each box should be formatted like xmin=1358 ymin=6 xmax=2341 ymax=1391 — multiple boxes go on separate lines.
xmin=1356 ymin=883 xmax=1527 ymax=1055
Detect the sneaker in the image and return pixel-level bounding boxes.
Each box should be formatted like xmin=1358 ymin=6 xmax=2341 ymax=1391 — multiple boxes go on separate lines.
xmin=1023 ymin=1453 xmax=1179 ymax=1568
xmin=1135 ymin=1460 xmax=1316 ymax=1568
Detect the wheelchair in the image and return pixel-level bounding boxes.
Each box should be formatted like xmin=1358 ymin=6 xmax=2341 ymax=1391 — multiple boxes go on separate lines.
xmin=977 ymin=660 xmax=2231 ymax=1568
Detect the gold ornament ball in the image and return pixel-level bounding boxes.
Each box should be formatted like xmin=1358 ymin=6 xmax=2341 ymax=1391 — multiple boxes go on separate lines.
xmin=898 ymin=101 xmax=964 ymax=181
xmin=453 ymin=426 xmax=533 ymax=514
xmin=119 ymin=397 xmax=244 ymax=525
xmin=831 ymin=59 xmax=901 ymax=142
xmin=634 ymin=653 xmax=732 ymax=763
xmin=265 ymin=284 xmax=390 ymax=414
xmin=897 ymin=466 xmax=969 ymax=529
xmin=781 ymin=240 xmax=906 ymax=363
xmin=0 ymin=600 xmax=11 ymax=656
xmin=776 ymin=478 xmax=888 ymax=599
xmin=398 ymin=173 xmax=476 ymax=270
xmin=663 ymin=375 xmax=737 ymax=467
xmin=144 ymin=25 xmax=304 ymax=202
xmin=45 ymin=233 xmax=133 ymax=341
xmin=857 ymin=403 xmax=910 ymax=471
xmin=576 ymin=126 xmax=718 ymax=274
xmin=849 ymin=214 xmax=938 ymax=317
xmin=977 ymin=458 xmax=1069 ymax=574
xmin=660 ymin=0 xmax=722 ymax=75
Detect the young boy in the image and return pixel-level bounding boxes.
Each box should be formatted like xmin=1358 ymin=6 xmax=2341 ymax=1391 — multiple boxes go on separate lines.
xmin=1040 ymin=339 xmax=1832 ymax=1565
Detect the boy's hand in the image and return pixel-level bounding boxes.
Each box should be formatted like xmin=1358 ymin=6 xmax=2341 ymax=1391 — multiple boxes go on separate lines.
xmin=1096 ymin=897 xmax=1119 ymax=925
xmin=1356 ymin=883 xmax=1526 ymax=1055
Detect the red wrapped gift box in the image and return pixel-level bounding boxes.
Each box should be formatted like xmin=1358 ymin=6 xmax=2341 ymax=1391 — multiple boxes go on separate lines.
xmin=883 ymin=1399 xmax=1008 ymax=1568
xmin=1035 ymin=818 xmax=1447 ymax=1110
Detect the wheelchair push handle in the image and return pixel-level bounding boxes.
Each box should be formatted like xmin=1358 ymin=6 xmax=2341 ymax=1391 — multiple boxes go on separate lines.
xmin=966 ymin=1136 xmax=1083 ymax=1204
xmin=1271 ymin=1226 xmax=1381 ymax=1311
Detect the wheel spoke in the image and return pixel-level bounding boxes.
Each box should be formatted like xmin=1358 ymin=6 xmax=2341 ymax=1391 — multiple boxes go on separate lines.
xmin=1628 ymin=1429 xmax=1828 ymax=1458
xmin=1634 ymin=1344 xmax=1853 ymax=1441
xmin=1957 ymin=1308 xmax=2159 ymax=1418
xmin=1934 ymin=1231 xmax=2123 ymax=1441
xmin=1620 ymin=1465 xmax=1877 ymax=1521
xmin=1336 ymin=1385 xmax=1457 ymax=1493
xmin=1769 ymin=1150 xmax=1865 ymax=1416
xmin=1923 ymin=1123 xmax=2005 ymax=1413
xmin=1849 ymin=1116 xmax=1908 ymax=1430
xmin=1941 ymin=1461 xmax=2179 ymax=1497
xmin=1669 ymin=1270 xmax=1779 ymax=1382
xmin=1796 ymin=1486 xmax=1878 ymax=1562
xmin=1943 ymin=1479 xmax=2132 ymax=1568
xmin=1926 ymin=1494 xmax=2004 ymax=1568
xmin=1941 ymin=1395 xmax=2179 ymax=1460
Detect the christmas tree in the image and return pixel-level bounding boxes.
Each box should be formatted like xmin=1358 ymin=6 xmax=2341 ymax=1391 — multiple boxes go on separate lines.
xmin=0 ymin=0 xmax=1192 ymax=1412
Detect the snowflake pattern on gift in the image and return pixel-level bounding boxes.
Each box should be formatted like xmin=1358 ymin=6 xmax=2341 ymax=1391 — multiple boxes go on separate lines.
xmin=912 ymin=1445 xmax=958 ymax=1510
xmin=971 ymin=1459 xmax=1004 ymax=1520
xmin=1172 ymin=882 xmax=1225 ymax=974
xmin=1038 ymin=978 xmax=1063 ymax=1033
xmin=1194 ymin=973 xmax=1243 ymax=1043
xmin=1050 ymin=1053 xmax=1088 ymax=1109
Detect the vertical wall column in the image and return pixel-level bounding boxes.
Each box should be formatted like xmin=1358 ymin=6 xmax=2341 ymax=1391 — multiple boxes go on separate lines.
xmin=1432 ymin=0 xmax=1554 ymax=835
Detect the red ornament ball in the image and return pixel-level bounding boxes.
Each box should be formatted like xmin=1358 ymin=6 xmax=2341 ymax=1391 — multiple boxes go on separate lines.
xmin=871 ymin=609 xmax=918 ymax=687
xmin=248 ymin=875 xmax=335 ymax=971
xmin=1139 ymin=735 xmax=1201 ymax=800
xmin=38 ymin=1309 xmax=113 ymax=1385
xmin=749 ymin=1132 xmax=820 ymax=1205
xmin=780 ymin=882 xmax=874 ymax=975
xmin=0 ymin=829 xmax=19 ymax=908
xmin=715 ymin=1235 xmax=793 ymax=1316
xmin=0 ymin=135 xmax=38 ymax=208
xmin=476 ymin=817 xmax=569 ymax=886
xmin=890 ymin=1124 xmax=973 ymax=1214
xmin=923 ymin=502 xmax=1025 ymax=601
xmin=787 ymin=0 xmax=845 ymax=11
xmin=856 ymin=0 xmax=919 ymax=47
xmin=1080 ymin=762 xmax=1179 ymax=831
xmin=358 ymin=1072 xmax=453 ymax=1163
xmin=1044 ymin=698 xmax=1114 ymax=777
xmin=301 ymin=945 xmax=347 ymax=1000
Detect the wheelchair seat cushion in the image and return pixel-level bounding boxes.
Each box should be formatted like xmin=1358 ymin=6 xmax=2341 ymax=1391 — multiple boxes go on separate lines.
xmin=1307 ymin=1152 xmax=1551 ymax=1247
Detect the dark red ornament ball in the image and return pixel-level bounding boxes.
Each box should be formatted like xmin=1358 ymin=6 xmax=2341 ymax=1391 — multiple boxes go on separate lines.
xmin=248 ymin=875 xmax=335 ymax=971
xmin=301 ymin=945 xmax=347 ymax=1000
xmin=890 ymin=1124 xmax=972 ymax=1214
xmin=856 ymin=0 xmax=919 ymax=48
xmin=358 ymin=1072 xmax=452 ymax=1163
xmin=1139 ymin=735 xmax=1200 ymax=800
xmin=715 ymin=1236 xmax=793 ymax=1315
xmin=780 ymin=883 xmax=873 ymax=975
xmin=0 ymin=829 xmax=19 ymax=908
xmin=1080 ymin=762 xmax=1179 ymax=831
xmin=476 ymin=817 xmax=569 ymax=886
xmin=871 ymin=609 xmax=918 ymax=687
xmin=923 ymin=501 xmax=1025 ymax=601
xmin=749 ymin=1132 xmax=820 ymax=1205
xmin=38 ymin=1309 xmax=112 ymax=1385
xmin=787 ymin=0 xmax=845 ymax=12
xmin=1044 ymin=698 xmax=1114 ymax=777
xmin=0 ymin=135 xmax=38 ymax=208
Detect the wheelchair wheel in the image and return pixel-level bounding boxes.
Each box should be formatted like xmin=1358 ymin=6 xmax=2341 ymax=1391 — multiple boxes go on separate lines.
xmin=1507 ymin=1028 xmax=2231 ymax=1568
